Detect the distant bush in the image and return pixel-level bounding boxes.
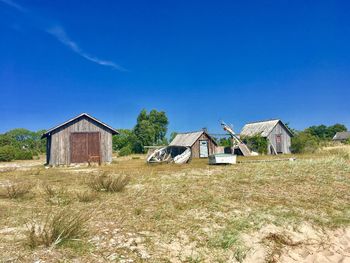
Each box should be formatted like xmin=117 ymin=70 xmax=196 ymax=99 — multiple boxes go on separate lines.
xmin=242 ymin=135 xmax=268 ymax=154
xmin=291 ymin=132 xmax=319 ymax=153
xmin=14 ymin=150 xmax=33 ymax=160
xmin=0 ymin=145 xmax=16 ymax=162
xmin=87 ymin=173 xmax=130 ymax=192
xmin=119 ymin=145 xmax=132 ymax=156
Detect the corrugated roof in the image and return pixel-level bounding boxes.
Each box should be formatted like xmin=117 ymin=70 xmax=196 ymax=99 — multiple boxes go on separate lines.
xmin=240 ymin=119 xmax=280 ymax=137
xmin=333 ymin=131 xmax=350 ymax=140
xmin=42 ymin=113 xmax=118 ymax=138
xmin=169 ymin=130 xmax=218 ymax=147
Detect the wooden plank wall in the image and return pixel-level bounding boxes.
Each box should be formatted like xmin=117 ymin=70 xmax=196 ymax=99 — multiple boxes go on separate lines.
xmin=267 ymin=123 xmax=291 ymax=154
xmin=48 ymin=116 xmax=113 ymax=165
xmin=191 ymin=133 xmax=217 ymax=158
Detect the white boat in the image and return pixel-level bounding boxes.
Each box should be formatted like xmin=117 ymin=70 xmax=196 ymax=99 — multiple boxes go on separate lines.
xmin=173 ymin=148 xmax=191 ymax=164
xmin=147 ymin=146 xmax=191 ymax=164
xmin=209 ymin=154 xmax=236 ymax=165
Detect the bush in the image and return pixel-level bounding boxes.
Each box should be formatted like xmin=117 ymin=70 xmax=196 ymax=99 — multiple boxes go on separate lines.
xmin=242 ymin=135 xmax=268 ymax=154
xmin=0 ymin=182 xmax=33 ymax=199
xmin=14 ymin=150 xmax=33 ymax=160
xmin=291 ymin=132 xmax=319 ymax=153
xmin=76 ymin=190 xmax=98 ymax=202
xmin=119 ymin=145 xmax=132 ymax=156
xmin=87 ymin=173 xmax=130 ymax=192
xmin=42 ymin=184 xmax=72 ymax=205
xmin=26 ymin=209 xmax=90 ymax=248
xmin=0 ymin=145 xmax=16 ymax=162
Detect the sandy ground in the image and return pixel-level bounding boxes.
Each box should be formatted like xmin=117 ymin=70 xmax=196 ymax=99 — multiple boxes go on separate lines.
xmin=0 ymin=158 xmax=44 ymax=172
xmin=242 ymin=224 xmax=350 ymax=263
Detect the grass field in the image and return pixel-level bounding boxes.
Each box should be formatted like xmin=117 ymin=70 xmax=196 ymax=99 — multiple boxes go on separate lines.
xmin=0 ymin=147 xmax=349 ymax=262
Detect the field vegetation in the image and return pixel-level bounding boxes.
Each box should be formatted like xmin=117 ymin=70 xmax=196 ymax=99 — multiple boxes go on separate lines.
xmin=0 ymin=146 xmax=349 ymax=262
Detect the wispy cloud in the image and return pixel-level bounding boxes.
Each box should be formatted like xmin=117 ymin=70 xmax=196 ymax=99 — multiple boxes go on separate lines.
xmin=47 ymin=26 xmax=126 ymax=71
xmin=1 ymin=0 xmax=126 ymax=71
xmin=0 ymin=0 xmax=26 ymax=12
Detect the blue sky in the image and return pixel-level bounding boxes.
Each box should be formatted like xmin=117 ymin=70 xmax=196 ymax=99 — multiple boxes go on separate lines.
xmin=0 ymin=0 xmax=349 ymax=134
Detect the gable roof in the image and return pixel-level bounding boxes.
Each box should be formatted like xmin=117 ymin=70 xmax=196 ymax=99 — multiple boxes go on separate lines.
xmin=240 ymin=119 xmax=293 ymax=137
xmin=42 ymin=113 xmax=118 ymax=138
xmin=169 ymin=130 xmax=218 ymax=147
xmin=333 ymin=131 xmax=350 ymax=141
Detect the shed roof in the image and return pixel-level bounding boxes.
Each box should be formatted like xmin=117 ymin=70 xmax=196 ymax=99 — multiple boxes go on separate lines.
xmin=240 ymin=119 xmax=292 ymax=137
xmin=169 ymin=130 xmax=218 ymax=147
xmin=333 ymin=131 xmax=350 ymax=141
xmin=42 ymin=113 xmax=118 ymax=138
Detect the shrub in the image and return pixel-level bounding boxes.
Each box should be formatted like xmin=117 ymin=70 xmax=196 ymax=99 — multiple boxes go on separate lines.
xmin=0 ymin=145 xmax=16 ymax=162
xmin=291 ymin=132 xmax=319 ymax=153
xmin=42 ymin=184 xmax=72 ymax=205
xmin=14 ymin=150 xmax=33 ymax=160
xmin=26 ymin=208 xmax=90 ymax=248
xmin=0 ymin=182 xmax=33 ymax=199
xmin=76 ymin=190 xmax=98 ymax=202
xmin=242 ymin=135 xmax=268 ymax=154
xmin=119 ymin=146 xmax=132 ymax=156
xmin=87 ymin=173 xmax=130 ymax=192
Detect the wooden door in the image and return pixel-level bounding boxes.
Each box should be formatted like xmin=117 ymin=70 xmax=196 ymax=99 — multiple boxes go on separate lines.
xmin=70 ymin=132 xmax=100 ymax=163
xmin=199 ymin=140 xmax=209 ymax=158
xmin=275 ymin=134 xmax=282 ymax=153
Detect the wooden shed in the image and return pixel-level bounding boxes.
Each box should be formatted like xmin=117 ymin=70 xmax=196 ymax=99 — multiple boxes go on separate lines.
xmin=42 ymin=113 xmax=118 ymax=166
xmin=169 ymin=130 xmax=218 ymax=158
xmin=333 ymin=132 xmax=350 ymax=142
xmin=240 ymin=119 xmax=293 ymax=154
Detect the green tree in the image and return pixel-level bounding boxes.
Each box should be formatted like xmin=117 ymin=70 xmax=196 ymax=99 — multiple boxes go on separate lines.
xmin=218 ymin=137 xmax=232 ymax=147
xmin=242 ymin=135 xmax=268 ymax=154
xmin=133 ymin=109 xmax=169 ymax=153
xmin=305 ymin=124 xmax=347 ymax=140
xmin=0 ymin=145 xmax=16 ymax=162
xmin=290 ymin=131 xmax=319 ymax=153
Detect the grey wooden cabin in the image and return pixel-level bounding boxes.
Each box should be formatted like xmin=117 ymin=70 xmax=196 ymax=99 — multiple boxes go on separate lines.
xmin=42 ymin=113 xmax=118 ymax=166
xmin=240 ymin=119 xmax=293 ymax=154
xmin=169 ymin=130 xmax=218 ymax=158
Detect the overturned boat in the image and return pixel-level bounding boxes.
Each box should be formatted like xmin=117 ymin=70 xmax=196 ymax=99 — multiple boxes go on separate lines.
xmin=146 ymin=146 xmax=191 ymax=164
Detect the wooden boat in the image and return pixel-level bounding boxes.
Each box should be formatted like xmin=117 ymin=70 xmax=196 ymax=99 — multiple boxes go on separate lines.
xmin=147 ymin=146 xmax=191 ymax=164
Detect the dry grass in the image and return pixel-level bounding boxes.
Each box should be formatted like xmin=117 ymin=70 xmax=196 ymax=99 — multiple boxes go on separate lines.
xmin=75 ymin=190 xmax=98 ymax=202
xmin=87 ymin=172 xmax=130 ymax=192
xmin=0 ymin=146 xmax=349 ymax=262
xmin=26 ymin=208 xmax=91 ymax=248
xmin=0 ymin=181 xmax=33 ymax=199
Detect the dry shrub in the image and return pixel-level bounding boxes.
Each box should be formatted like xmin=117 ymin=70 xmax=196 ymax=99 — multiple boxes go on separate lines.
xmin=0 ymin=182 xmax=33 ymax=199
xmin=76 ymin=190 xmax=98 ymax=202
xmin=26 ymin=208 xmax=91 ymax=248
xmin=42 ymin=184 xmax=72 ymax=205
xmin=87 ymin=173 xmax=130 ymax=192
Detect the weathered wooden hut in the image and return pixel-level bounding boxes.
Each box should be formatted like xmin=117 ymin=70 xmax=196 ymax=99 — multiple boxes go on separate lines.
xmin=333 ymin=131 xmax=350 ymax=142
xmin=42 ymin=113 xmax=118 ymax=166
xmin=240 ymin=119 xmax=293 ymax=154
xmin=169 ymin=130 xmax=218 ymax=158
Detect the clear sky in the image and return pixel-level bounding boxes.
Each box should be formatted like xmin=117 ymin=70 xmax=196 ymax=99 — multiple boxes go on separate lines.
xmin=1 ymin=0 xmax=349 ymax=134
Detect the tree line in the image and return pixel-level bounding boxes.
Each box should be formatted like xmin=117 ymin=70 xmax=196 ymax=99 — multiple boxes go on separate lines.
xmin=0 ymin=109 xmax=348 ymax=161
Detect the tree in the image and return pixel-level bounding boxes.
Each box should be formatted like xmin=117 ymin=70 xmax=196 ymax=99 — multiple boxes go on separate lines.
xmin=133 ymin=109 xmax=169 ymax=152
xmin=290 ymin=131 xmax=319 ymax=153
xmin=242 ymin=135 xmax=268 ymax=154
xmin=169 ymin=132 xmax=178 ymax=143
xmin=305 ymin=124 xmax=347 ymax=140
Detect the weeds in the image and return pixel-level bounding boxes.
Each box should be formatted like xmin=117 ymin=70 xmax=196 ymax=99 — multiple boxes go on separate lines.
xmin=76 ymin=190 xmax=98 ymax=202
xmin=26 ymin=208 xmax=91 ymax=248
xmin=42 ymin=184 xmax=72 ymax=205
xmin=0 ymin=182 xmax=33 ymax=199
xmin=87 ymin=173 xmax=130 ymax=192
